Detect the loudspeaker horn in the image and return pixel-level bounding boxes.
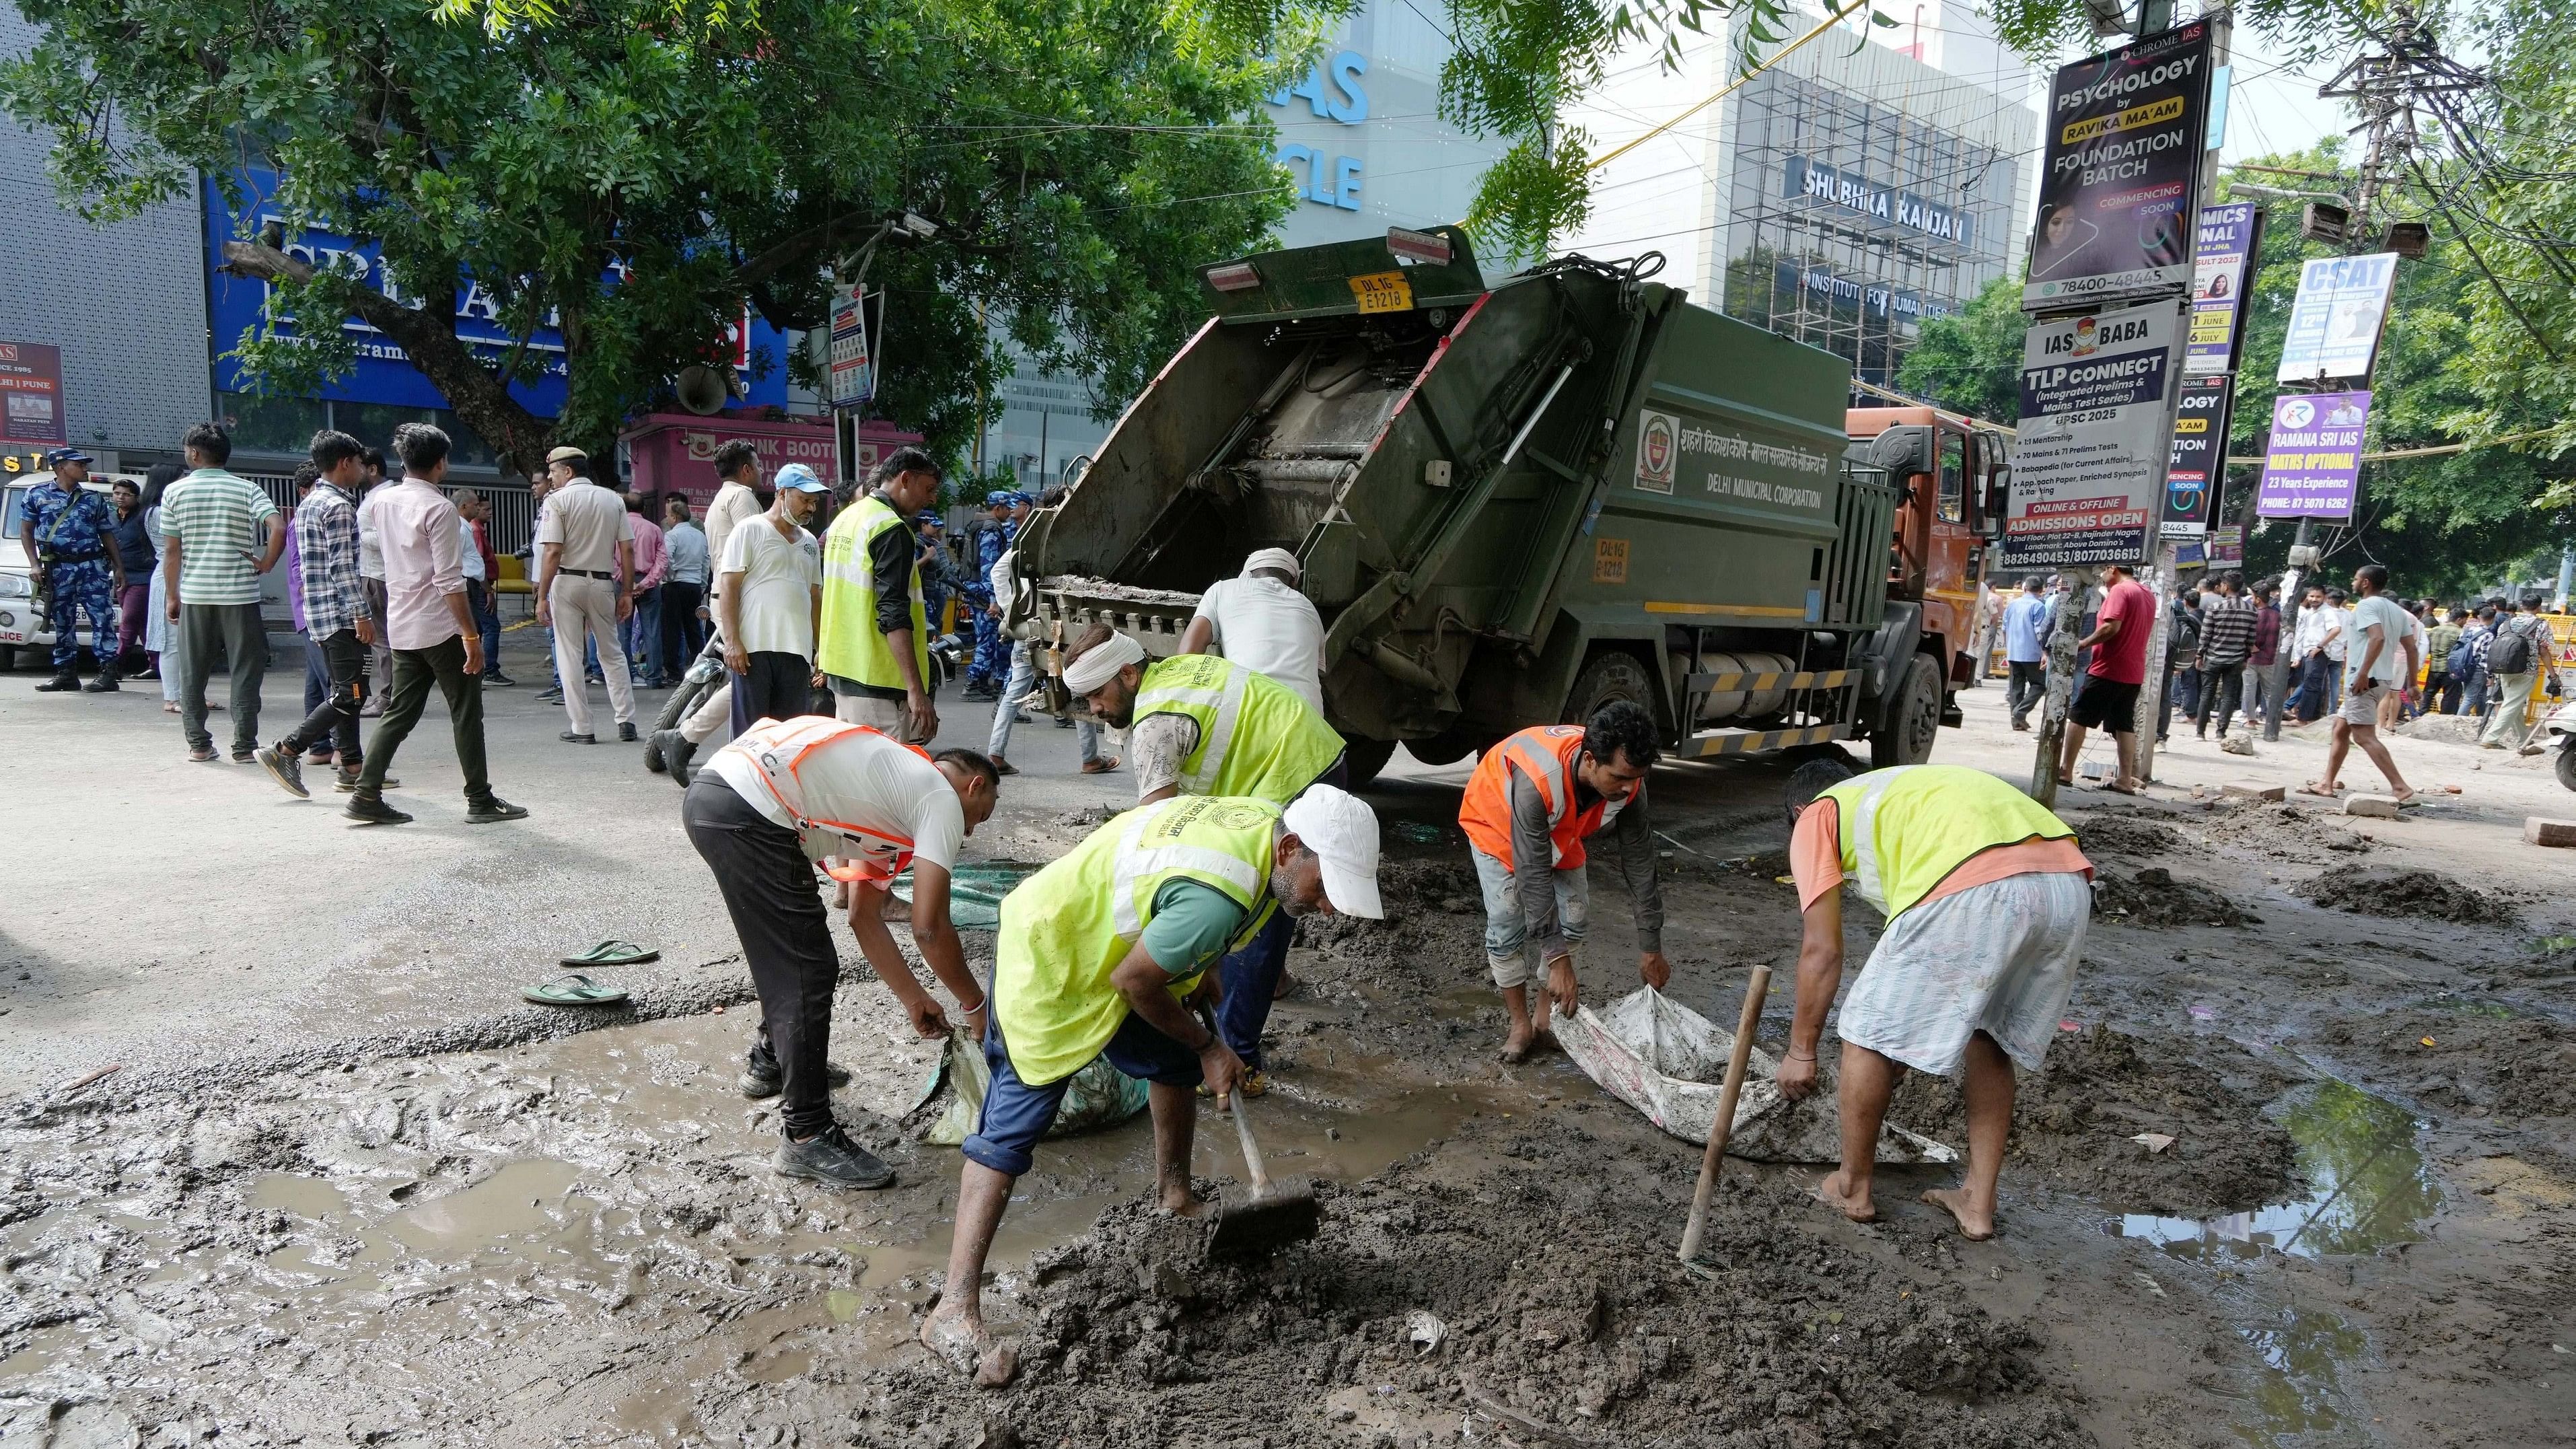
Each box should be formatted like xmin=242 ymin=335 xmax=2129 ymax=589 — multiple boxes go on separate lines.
xmin=675 ymin=365 xmax=729 ymax=415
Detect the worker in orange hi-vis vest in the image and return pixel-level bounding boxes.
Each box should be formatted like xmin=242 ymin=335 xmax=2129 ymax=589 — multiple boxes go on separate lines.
xmin=1456 ymin=701 xmax=1669 ymax=1064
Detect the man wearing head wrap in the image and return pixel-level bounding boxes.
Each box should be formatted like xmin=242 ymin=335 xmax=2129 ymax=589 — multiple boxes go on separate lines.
xmin=1061 ymin=622 xmax=1348 ymax=1101
xmin=918 ymin=785 xmax=1383 ymax=1378
xmin=1178 ymin=547 xmax=1326 ymax=715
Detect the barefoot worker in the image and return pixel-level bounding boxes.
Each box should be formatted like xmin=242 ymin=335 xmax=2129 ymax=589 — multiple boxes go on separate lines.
xmin=1456 ymin=703 xmax=1670 ymax=1063
xmin=1775 ymin=760 xmax=2092 ymax=1240
xmin=1063 ymin=625 xmax=1350 ymax=1101
xmin=683 ymin=718 xmax=1002 ymax=1188
xmin=919 ymin=787 xmax=1382 ymax=1373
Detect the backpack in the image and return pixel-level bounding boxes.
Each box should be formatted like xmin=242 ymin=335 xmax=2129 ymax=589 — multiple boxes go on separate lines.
xmin=2489 ymin=621 xmax=2537 ymax=676
xmin=2446 ymin=640 xmax=2474 ymax=676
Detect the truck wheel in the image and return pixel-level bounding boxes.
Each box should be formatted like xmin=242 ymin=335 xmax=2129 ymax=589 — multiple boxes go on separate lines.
xmin=1563 ymin=650 xmax=1659 ymax=728
xmin=1871 ymin=654 xmax=1942 ymax=769
xmin=1340 ymin=737 xmax=1398 ymax=788
xmin=1403 ymin=728 xmax=1477 ymax=767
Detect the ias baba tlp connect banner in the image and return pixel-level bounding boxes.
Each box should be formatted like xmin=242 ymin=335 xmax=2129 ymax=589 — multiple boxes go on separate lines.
xmin=2003 ymin=300 xmax=2179 ymax=569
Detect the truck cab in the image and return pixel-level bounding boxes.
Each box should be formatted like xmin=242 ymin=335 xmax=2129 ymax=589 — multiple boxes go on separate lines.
xmin=1845 ymin=407 xmax=2012 ymax=715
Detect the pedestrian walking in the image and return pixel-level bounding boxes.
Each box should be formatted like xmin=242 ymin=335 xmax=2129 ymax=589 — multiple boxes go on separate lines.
xmin=453 ymin=490 xmax=512 ymax=684
xmin=624 ymin=491 xmax=669 ymax=687
xmin=533 ymin=446 xmax=638 ymax=744
xmin=2425 ymin=606 xmax=2464 ymax=714
xmin=2243 ymin=577 xmax=2281 ymax=723
xmin=279 ymin=464 xmax=330 ymax=763
xmin=162 ymin=423 xmax=284 ymax=761
xmin=256 ymin=431 xmax=374 ymax=798
xmin=684 ymin=720 xmax=1001 ymax=1185
xmin=659 ymin=495 xmax=709 ymax=680
xmin=916 ymin=785 xmax=1381 ymax=1374
xmin=343 ymin=425 xmax=526 ymax=826
xmin=2478 ymin=594 xmax=2559 ymax=750
xmin=817 ymin=450 xmax=942 ymax=743
xmin=138 ymin=463 xmax=183 ymax=703
xmin=2055 ymin=561 xmax=2153 ymax=793
xmin=653 ymin=444 xmax=768 ymax=782
xmin=2307 ymin=564 xmax=2421 ymax=803
xmin=355 ymin=447 xmax=394 ymax=715
xmin=2193 ymin=571 xmax=2255 ymax=738
xmin=1063 ymin=624 xmax=1351 ymax=1096
xmin=961 ymin=491 xmax=1017 ymax=699
xmin=2462 ymin=603 xmax=2497 ymax=715
xmin=21 ymin=446 xmax=125 ymax=693
xmin=2288 ymin=585 xmax=2339 ymax=723
xmin=1775 ymin=760 xmax=2093 ymax=1240
xmin=2157 ymin=581 xmax=2203 ymax=742
xmin=1457 ymin=704 xmax=1670 ymax=1063
xmin=2002 ymin=576 xmax=2049 ymax=731
xmin=716 ymin=464 xmax=826 ymax=732
xmin=109 ymin=476 xmax=153 ymax=671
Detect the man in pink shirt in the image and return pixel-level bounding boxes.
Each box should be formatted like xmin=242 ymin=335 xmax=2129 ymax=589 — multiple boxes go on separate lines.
xmin=624 ymin=493 xmax=671 ymax=686
xmin=346 ymin=424 xmax=530 ymax=826
xmin=2056 ymin=563 xmax=2155 ymax=795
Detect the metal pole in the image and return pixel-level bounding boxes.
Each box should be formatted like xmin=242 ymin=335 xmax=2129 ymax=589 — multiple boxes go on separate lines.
xmin=2262 ymin=517 xmax=2315 ymax=741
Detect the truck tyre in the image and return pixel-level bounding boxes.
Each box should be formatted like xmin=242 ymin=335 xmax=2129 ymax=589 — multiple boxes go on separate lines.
xmin=1402 ymin=727 xmax=1477 ymax=767
xmin=1871 ymin=654 xmax=1942 ymax=769
xmin=1562 ymin=650 xmax=1659 ymax=729
xmin=1340 ymin=737 xmax=1398 ymax=788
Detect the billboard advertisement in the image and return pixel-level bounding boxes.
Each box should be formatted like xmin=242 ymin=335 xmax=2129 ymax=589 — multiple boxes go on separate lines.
xmin=2003 ymin=300 xmax=2180 ymax=569
xmin=2023 ymin=22 xmax=2215 ymax=308
xmin=827 ymin=283 xmax=879 ymax=407
xmin=0 ymin=342 xmax=67 ymax=446
xmin=2160 ymin=373 xmax=2232 ymax=537
xmin=2275 ymin=253 xmax=2398 ymax=384
xmin=2255 ymin=391 xmax=2369 ymax=520
xmin=2185 ymin=202 xmax=2258 ymax=374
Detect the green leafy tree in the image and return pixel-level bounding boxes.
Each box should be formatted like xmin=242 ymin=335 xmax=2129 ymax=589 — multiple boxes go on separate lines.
xmin=1893 ymin=276 xmax=2026 ymax=423
xmin=1 ymin=0 xmax=1298 ymax=472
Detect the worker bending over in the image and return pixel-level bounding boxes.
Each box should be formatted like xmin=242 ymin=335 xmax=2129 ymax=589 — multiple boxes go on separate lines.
xmin=919 ymin=787 xmax=1383 ymax=1374
xmin=1458 ymin=703 xmax=1670 ymax=1063
xmin=1775 ymin=761 xmax=2092 ymax=1240
xmin=683 ymin=718 xmax=1001 ymax=1188
xmin=1064 ymin=625 xmax=1349 ymax=1099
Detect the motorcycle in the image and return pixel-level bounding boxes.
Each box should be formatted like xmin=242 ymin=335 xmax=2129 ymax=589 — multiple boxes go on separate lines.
xmin=2545 ymin=698 xmax=2576 ymax=791
xmin=641 ymin=628 xmax=963 ymax=774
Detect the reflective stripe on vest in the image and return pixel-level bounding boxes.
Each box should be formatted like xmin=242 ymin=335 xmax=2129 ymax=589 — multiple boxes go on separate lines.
xmin=1816 ymin=764 xmax=2077 ymax=919
xmin=1131 ymin=654 xmax=1344 ymax=805
xmin=816 ymin=494 xmax=930 ymax=690
xmin=738 ymin=716 xmax=934 ymax=883
xmin=991 ymin=796 xmax=1281 ymax=1086
xmin=1457 ymin=725 xmax=1641 ymax=872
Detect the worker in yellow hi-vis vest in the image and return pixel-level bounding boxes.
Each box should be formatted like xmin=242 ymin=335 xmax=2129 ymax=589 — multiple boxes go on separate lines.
xmin=1061 ymin=623 xmax=1352 ymax=1103
xmin=917 ymin=787 xmax=1384 ymax=1380
xmin=1776 ymin=761 xmax=2094 ymax=1242
xmin=816 ymin=447 xmax=943 ymax=743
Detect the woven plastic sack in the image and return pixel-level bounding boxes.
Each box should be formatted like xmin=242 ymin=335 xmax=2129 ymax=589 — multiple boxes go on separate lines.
xmin=917 ymin=1029 xmax=1150 ymax=1147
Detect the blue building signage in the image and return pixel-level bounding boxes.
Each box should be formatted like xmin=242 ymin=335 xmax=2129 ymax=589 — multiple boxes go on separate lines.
xmin=1268 ymin=50 xmax=1369 ymax=212
xmin=205 ymin=168 xmax=788 ymax=417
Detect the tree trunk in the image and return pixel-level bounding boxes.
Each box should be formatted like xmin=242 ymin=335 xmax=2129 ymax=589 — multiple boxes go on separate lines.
xmin=217 ymin=240 xmax=555 ymax=477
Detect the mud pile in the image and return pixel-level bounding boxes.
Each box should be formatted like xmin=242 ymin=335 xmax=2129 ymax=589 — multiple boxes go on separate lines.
xmin=2293 ymin=866 xmax=2521 ymax=926
xmin=2068 ymin=814 xmax=2182 ymax=859
xmin=2196 ymin=798 xmax=2363 ymax=853
xmin=834 ymin=1116 xmax=2090 ymax=1449
xmin=1295 ymin=857 xmax=1489 ymax=981
xmin=2315 ymin=1005 xmax=2576 ymax=1119
xmin=2090 ymin=867 xmax=2253 ymax=928
xmin=1889 ymin=1026 xmax=2300 ymax=1217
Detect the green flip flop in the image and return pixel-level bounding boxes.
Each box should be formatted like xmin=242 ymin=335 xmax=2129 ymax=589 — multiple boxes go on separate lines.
xmin=559 ymin=940 xmax=659 ymax=966
xmin=523 ymin=973 xmax=631 ymax=1007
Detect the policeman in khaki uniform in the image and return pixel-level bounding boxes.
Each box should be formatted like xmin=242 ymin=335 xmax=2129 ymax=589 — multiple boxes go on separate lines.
xmin=1062 ymin=625 xmax=1350 ymax=1098
xmin=917 ymin=785 xmax=1383 ymax=1376
xmin=818 ymin=447 xmax=941 ymax=743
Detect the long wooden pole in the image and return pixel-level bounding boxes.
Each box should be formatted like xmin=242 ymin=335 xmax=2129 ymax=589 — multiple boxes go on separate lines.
xmin=1678 ymin=964 xmax=1771 ymax=1265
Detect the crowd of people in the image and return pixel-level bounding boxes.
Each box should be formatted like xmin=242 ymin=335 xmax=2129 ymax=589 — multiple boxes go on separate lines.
xmin=1988 ymin=561 xmax=2566 ymax=798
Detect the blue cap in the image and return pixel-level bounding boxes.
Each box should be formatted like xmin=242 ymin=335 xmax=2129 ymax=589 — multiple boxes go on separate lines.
xmin=775 ymin=463 xmax=826 ymax=494
xmin=984 ymin=489 xmax=1017 ymax=507
xmin=916 ymin=509 xmax=945 ymax=527
xmin=42 ymin=447 xmax=92 ymax=466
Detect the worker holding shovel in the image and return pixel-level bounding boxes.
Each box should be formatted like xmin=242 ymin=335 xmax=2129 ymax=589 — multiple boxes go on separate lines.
xmin=919 ymin=787 xmax=1382 ymax=1378
xmin=1775 ymin=761 xmax=2093 ymax=1240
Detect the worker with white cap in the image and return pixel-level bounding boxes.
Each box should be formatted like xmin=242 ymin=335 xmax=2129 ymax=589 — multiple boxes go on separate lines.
xmin=1061 ymin=621 xmax=1348 ymax=1102
xmin=918 ymin=784 xmax=1382 ymax=1378
xmin=1178 ymin=546 xmax=1328 ymax=714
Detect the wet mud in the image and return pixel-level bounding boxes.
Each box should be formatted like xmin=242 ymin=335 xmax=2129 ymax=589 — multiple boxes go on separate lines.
xmin=2090 ymin=867 xmax=2255 ymax=929
xmin=2294 ymin=866 xmax=2524 ymax=926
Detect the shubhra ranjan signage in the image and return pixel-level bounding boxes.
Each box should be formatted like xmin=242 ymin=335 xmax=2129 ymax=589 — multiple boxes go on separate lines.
xmin=2002 ymin=300 xmax=2180 ymax=569
xmin=1781 ymin=157 xmax=1974 ymax=248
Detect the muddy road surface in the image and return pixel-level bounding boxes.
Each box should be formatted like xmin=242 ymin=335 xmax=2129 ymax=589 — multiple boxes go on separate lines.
xmin=5 ymin=683 xmax=2574 ymax=1447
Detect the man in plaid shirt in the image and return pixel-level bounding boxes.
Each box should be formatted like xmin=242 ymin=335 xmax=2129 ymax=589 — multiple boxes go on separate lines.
xmin=2192 ymin=571 xmax=2258 ymax=738
xmin=258 ymin=431 xmax=378 ymax=798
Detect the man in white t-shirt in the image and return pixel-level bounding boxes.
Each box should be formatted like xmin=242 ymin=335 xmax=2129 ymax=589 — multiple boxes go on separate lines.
xmin=1178 ymin=547 xmax=1326 ymax=714
xmin=533 ymin=446 xmax=638 ymax=742
xmin=653 ymin=443 xmax=771 ymax=785
xmin=684 ymin=721 xmax=1003 ymax=1187
xmin=2310 ymin=563 xmax=2420 ymax=806
xmin=717 ymin=466 xmax=827 ymax=734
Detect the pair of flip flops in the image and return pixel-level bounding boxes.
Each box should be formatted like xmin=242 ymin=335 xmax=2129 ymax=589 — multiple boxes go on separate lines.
xmin=523 ymin=940 xmax=659 ymax=1008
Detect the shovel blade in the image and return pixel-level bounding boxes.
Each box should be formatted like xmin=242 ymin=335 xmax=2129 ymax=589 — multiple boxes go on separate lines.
xmin=1204 ymin=1174 xmax=1320 ymax=1260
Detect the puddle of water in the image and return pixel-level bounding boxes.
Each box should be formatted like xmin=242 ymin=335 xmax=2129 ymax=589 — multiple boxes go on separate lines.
xmin=2115 ymin=1079 xmax=2440 ymax=1262
xmin=388 ymin=1158 xmax=585 ymax=1251
xmin=2231 ymin=1302 xmax=2371 ymax=1446
xmin=247 ymin=1172 xmax=352 ymax=1222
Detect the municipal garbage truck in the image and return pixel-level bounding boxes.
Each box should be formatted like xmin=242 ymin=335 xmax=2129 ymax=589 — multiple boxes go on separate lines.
xmin=1005 ymin=226 xmax=2007 ymax=783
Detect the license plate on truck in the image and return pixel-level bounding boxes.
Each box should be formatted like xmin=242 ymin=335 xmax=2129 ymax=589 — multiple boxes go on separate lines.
xmin=1349 ymin=271 xmax=1413 ymax=314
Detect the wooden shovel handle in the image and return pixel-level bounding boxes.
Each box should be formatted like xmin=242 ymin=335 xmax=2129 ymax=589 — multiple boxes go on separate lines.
xmin=1679 ymin=964 xmax=1771 ymax=1264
